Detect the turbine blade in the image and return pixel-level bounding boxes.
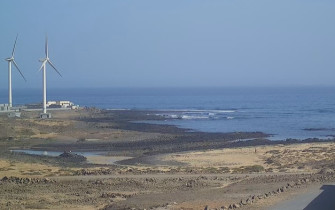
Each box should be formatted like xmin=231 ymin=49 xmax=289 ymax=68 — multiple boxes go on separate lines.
xmin=45 ymin=36 xmax=48 ymax=58
xmin=12 ymin=34 xmax=18 ymax=57
xmin=13 ymin=60 xmax=27 ymax=82
xmin=47 ymin=60 xmax=62 ymax=77
xmin=39 ymin=60 xmax=47 ymax=71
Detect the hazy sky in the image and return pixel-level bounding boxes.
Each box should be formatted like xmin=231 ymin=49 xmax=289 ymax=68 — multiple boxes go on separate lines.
xmin=0 ymin=0 xmax=335 ymax=88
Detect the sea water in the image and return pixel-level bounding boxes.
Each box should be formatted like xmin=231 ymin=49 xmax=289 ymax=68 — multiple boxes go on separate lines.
xmin=1 ymin=87 xmax=335 ymax=140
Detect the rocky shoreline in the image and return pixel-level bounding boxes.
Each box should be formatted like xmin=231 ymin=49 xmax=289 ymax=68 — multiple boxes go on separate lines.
xmin=16 ymin=109 xmax=334 ymax=167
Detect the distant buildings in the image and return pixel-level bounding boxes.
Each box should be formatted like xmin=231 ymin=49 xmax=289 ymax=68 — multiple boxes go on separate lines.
xmin=25 ymin=101 xmax=79 ymax=110
xmin=46 ymin=101 xmax=79 ymax=109
xmin=47 ymin=100 xmax=72 ymax=108
xmin=0 ymin=104 xmax=10 ymax=112
xmin=0 ymin=101 xmax=79 ymax=119
xmin=2 ymin=101 xmax=79 ymax=110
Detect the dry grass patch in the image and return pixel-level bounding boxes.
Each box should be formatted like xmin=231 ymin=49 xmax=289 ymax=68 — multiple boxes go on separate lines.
xmin=162 ymin=142 xmax=335 ymax=173
xmin=0 ymin=159 xmax=77 ymax=177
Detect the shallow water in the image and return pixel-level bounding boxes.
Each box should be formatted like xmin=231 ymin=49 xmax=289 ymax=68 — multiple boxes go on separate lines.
xmin=12 ymin=149 xmax=131 ymax=165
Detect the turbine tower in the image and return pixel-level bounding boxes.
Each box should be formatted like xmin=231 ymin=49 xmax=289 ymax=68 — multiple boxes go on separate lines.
xmin=39 ymin=36 xmax=62 ymax=118
xmin=5 ymin=34 xmax=26 ymax=108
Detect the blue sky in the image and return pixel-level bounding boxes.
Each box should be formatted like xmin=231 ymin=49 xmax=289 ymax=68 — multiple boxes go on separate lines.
xmin=0 ymin=0 xmax=335 ymax=88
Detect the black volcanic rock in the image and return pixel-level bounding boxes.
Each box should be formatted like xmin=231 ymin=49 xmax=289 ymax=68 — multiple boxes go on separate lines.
xmin=59 ymin=151 xmax=86 ymax=162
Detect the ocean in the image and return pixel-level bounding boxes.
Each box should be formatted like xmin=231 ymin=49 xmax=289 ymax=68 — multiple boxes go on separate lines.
xmin=1 ymin=87 xmax=335 ymax=140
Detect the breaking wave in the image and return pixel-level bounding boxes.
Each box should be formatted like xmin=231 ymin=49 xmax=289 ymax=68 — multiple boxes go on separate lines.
xmin=155 ymin=109 xmax=237 ymax=120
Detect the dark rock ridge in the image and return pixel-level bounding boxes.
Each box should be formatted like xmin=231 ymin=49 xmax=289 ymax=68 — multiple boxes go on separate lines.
xmin=59 ymin=151 xmax=87 ymax=162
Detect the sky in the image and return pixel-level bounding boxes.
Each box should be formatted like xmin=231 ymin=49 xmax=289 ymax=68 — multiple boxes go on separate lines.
xmin=0 ymin=0 xmax=335 ymax=89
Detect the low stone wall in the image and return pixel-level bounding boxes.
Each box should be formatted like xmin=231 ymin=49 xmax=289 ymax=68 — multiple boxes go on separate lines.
xmin=0 ymin=176 xmax=56 ymax=184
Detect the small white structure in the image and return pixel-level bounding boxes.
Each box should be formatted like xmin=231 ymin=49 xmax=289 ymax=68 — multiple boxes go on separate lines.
xmin=57 ymin=101 xmax=73 ymax=108
xmin=0 ymin=104 xmax=10 ymax=112
xmin=71 ymin=105 xmax=79 ymax=110
xmin=8 ymin=112 xmax=21 ymax=118
xmin=46 ymin=101 xmax=57 ymax=106
xmin=40 ymin=113 xmax=51 ymax=119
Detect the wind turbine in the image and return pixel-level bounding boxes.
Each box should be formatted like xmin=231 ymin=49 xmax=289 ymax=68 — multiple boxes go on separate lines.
xmin=5 ymin=34 xmax=26 ymax=108
xmin=39 ymin=36 xmax=62 ymax=116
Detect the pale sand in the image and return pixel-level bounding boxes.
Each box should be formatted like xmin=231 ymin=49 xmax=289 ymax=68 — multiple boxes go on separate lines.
xmin=86 ymin=155 xmax=132 ymax=165
xmin=162 ymin=142 xmax=335 ymax=172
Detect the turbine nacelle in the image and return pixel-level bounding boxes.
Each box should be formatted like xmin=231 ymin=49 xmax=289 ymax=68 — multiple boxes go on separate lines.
xmin=38 ymin=36 xmax=62 ymax=77
xmin=4 ymin=35 xmax=26 ymax=82
xmin=5 ymin=57 xmax=14 ymax=62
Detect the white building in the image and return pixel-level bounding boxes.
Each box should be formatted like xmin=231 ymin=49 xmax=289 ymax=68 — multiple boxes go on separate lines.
xmin=46 ymin=101 xmax=57 ymax=107
xmin=71 ymin=105 xmax=79 ymax=110
xmin=57 ymin=101 xmax=74 ymax=108
xmin=46 ymin=101 xmax=77 ymax=109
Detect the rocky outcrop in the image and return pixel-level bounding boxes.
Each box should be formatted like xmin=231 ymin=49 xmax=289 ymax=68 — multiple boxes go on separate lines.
xmin=59 ymin=151 xmax=86 ymax=162
xmin=101 ymin=192 xmax=132 ymax=199
xmin=75 ymin=168 xmax=115 ymax=175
